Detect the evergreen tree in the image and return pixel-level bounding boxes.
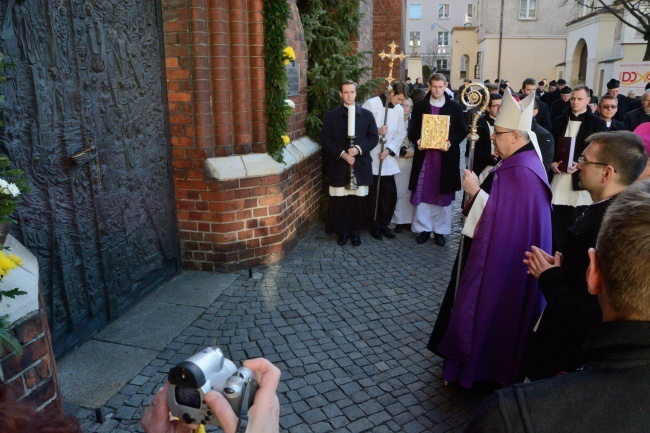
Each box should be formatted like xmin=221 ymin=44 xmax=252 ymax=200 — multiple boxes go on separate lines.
xmin=298 ymin=0 xmax=383 ymax=141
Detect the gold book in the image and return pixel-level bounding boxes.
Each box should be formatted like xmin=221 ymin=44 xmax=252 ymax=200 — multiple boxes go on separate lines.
xmin=421 ymin=114 xmax=450 ymax=150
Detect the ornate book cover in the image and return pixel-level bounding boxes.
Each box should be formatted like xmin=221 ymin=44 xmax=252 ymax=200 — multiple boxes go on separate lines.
xmin=421 ymin=114 xmax=450 ymax=150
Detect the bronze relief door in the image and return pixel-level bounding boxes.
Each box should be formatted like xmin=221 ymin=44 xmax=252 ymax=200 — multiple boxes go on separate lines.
xmin=0 ymin=0 xmax=179 ymax=355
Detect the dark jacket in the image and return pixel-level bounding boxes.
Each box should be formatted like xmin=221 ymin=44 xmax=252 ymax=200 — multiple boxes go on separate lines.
xmin=471 ymin=114 xmax=497 ymax=177
xmin=613 ymin=94 xmax=630 ymax=122
xmin=551 ymin=110 xmax=607 ymax=190
xmin=535 ymin=100 xmax=552 ymax=132
xmin=625 ymin=106 xmax=650 ymax=131
xmin=532 ymin=119 xmax=554 ymax=175
xmin=408 ymin=92 xmax=467 ymax=194
xmin=524 ymin=198 xmax=612 ymax=380
xmin=466 ymin=321 xmax=650 ymax=433
xmin=542 ymin=88 xmax=561 ymax=107
xmin=321 ymin=104 xmax=379 ymax=187
xmin=606 ymin=118 xmax=627 ymax=131
xmin=549 ymin=98 xmax=569 ymax=122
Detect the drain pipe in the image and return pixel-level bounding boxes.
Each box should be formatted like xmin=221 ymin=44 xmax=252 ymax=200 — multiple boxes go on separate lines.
xmin=497 ymin=0 xmax=505 ymax=79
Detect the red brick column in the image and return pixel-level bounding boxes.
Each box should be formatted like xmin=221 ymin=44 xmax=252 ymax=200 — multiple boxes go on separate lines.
xmin=1 ymin=291 xmax=61 ymax=412
xmin=162 ymin=0 xmax=322 ymax=271
xmin=372 ymin=1 xmax=406 ymax=81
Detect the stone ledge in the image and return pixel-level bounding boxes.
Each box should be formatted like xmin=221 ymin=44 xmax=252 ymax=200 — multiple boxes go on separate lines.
xmin=204 ymin=136 xmax=320 ymax=180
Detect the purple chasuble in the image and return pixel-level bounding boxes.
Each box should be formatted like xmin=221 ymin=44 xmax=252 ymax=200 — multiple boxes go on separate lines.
xmin=410 ymin=105 xmax=455 ymax=206
xmin=436 ymin=149 xmax=552 ymax=388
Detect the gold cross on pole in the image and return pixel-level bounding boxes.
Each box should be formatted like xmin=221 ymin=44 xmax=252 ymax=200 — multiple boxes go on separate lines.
xmin=378 ymin=41 xmax=406 ymax=83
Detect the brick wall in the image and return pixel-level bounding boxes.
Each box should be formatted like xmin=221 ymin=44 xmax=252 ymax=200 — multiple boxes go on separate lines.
xmin=285 ymin=1 xmax=307 ymax=139
xmin=162 ymin=0 xmax=322 ymax=271
xmin=0 ymin=292 xmax=61 ymax=411
xmin=372 ymin=0 xmax=406 ymax=82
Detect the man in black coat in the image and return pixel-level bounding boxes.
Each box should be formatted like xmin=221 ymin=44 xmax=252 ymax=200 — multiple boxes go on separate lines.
xmin=523 ymin=131 xmax=648 ymax=380
xmin=596 ymin=94 xmax=626 ymax=131
xmin=531 ymin=97 xmax=554 ymax=176
xmin=605 ymin=78 xmax=630 ymax=122
xmin=321 ymin=80 xmax=379 ymax=247
xmin=549 ymin=86 xmax=571 ymax=121
xmin=549 ymin=85 xmax=607 ymax=251
xmin=471 ymin=93 xmax=501 ymax=179
xmin=408 ymin=73 xmax=467 ymax=246
xmin=543 ymin=78 xmax=566 ymax=108
xmin=625 ymin=89 xmax=650 ymax=131
xmin=520 ymin=77 xmax=551 ymax=131
xmin=465 ymin=179 xmax=650 ymax=433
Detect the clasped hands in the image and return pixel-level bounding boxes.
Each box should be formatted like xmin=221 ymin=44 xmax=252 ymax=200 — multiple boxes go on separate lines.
xmin=342 ymin=146 xmax=359 ymax=165
xmin=524 ymin=246 xmax=564 ymax=278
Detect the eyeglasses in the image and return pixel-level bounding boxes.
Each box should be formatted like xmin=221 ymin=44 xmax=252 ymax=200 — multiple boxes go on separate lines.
xmin=490 ymin=104 xmax=501 ymax=108
xmin=492 ymin=129 xmax=515 ymax=136
xmin=577 ymin=156 xmax=617 ymax=172
xmin=599 ymin=105 xmax=617 ymax=109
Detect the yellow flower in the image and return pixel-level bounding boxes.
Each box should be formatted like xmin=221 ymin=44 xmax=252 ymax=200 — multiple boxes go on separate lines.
xmin=0 ymin=250 xmax=19 ymax=278
xmin=283 ymin=46 xmax=296 ymax=65
xmin=281 ymin=135 xmax=291 ymax=145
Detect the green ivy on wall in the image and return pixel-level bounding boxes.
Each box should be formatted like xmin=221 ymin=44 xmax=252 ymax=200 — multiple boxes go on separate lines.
xmin=263 ymin=1 xmax=291 ymax=163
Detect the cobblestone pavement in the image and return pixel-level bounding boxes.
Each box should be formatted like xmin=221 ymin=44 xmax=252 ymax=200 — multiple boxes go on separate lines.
xmin=69 ymin=196 xmax=494 ymax=433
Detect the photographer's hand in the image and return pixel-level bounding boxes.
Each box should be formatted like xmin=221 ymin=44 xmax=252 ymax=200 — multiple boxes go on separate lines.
xmin=204 ymin=358 xmax=281 ymax=433
xmin=141 ymin=384 xmax=194 ymax=433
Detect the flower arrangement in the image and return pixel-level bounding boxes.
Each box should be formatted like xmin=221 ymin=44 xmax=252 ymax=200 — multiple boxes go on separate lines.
xmin=0 ymin=155 xmax=27 ymax=355
xmin=283 ymin=46 xmax=296 ymax=65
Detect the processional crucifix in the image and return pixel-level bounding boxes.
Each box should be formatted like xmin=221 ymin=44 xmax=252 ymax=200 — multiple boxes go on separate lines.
xmin=373 ymin=41 xmax=405 ymax=221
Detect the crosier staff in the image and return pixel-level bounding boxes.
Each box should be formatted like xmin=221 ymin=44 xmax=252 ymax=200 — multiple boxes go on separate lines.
xmin=374 ymin=41 xmax=405 ymax=221
xmin=454 ymin=83 xmax=490 ymax=296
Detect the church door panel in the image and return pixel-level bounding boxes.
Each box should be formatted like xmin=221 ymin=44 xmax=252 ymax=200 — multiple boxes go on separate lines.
xmin=0 ymin=0 xmax=179 ymax=355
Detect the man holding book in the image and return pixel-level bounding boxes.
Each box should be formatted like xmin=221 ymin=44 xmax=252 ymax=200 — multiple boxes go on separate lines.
xmin=407 ymin=73 xmax=467 ymax=246
xmin=550 ymin=85 xmax=607 ymax=251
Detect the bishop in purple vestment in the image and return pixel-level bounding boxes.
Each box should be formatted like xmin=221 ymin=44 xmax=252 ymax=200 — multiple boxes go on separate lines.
xmin=434 ymin=91 xmax=552 ymax=388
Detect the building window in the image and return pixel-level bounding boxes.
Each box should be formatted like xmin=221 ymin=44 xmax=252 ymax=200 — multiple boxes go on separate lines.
xmin=466 ymin=4 xmax=473 ymax=20
xmin=475 ymin=51 xmax=482 ymax=79
xmin=438 ymin=31 xmax=449 ymax=46
xmin=460 ymin=55 xmax=469 ymax=78
xmin=519 ymin=0 xmax=536 ymax=19
xmin=437 ymin=59 xmax=449 ymax=70
xmin=410 ymin=4 xmax=422 ymax=19
xmin=438 ymin=4 xmax=450 ymax=19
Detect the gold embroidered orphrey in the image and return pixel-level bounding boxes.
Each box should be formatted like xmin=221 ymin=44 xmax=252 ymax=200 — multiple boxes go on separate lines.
xmin=421 ymin=114 xmax=450 ymax=150
xmin=378 ymin=41 xmax=405 ymax=83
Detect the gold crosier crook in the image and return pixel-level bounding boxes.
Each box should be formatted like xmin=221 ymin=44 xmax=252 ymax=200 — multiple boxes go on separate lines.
xmin=454 ymin=83 xmax=490 ymax=298
xmin=372 ymin=41 xmax=405 ymax=219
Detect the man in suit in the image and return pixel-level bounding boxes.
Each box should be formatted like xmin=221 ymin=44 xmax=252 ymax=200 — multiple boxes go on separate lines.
xmin=625 ymin=90 xmax=650 ymax=131
xmin=321 ymin=80 xmax=379 ymax=247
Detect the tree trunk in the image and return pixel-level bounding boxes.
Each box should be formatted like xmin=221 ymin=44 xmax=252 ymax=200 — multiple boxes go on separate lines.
xmin=644 ymin=38 xmax=650 ymax=61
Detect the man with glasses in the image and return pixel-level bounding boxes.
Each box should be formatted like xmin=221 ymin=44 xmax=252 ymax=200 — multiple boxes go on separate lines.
xmin=523 ymin=131 xmax=648 ymax=380
xmin=550 ymin=85 xmax=607 ymax=251
xmin=430 ymin=91 xmax=552 ymax=388
xmin=596 ymin=95 xmax=626 ymax=131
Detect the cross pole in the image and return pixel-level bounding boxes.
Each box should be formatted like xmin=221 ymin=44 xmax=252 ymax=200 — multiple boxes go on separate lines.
xmin=378 ymin=41 xmax=406 ymax=83
xmin=373 ymin=41 xmax=406 ymax=223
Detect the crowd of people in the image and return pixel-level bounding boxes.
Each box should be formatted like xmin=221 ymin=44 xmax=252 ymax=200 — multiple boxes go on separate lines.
xmin=4 ymin=74 xmax=650 ymax=432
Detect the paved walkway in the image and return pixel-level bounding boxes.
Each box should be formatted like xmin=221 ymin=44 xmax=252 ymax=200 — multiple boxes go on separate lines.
xmin=62 ymin=180 xmax=494 ymax=432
